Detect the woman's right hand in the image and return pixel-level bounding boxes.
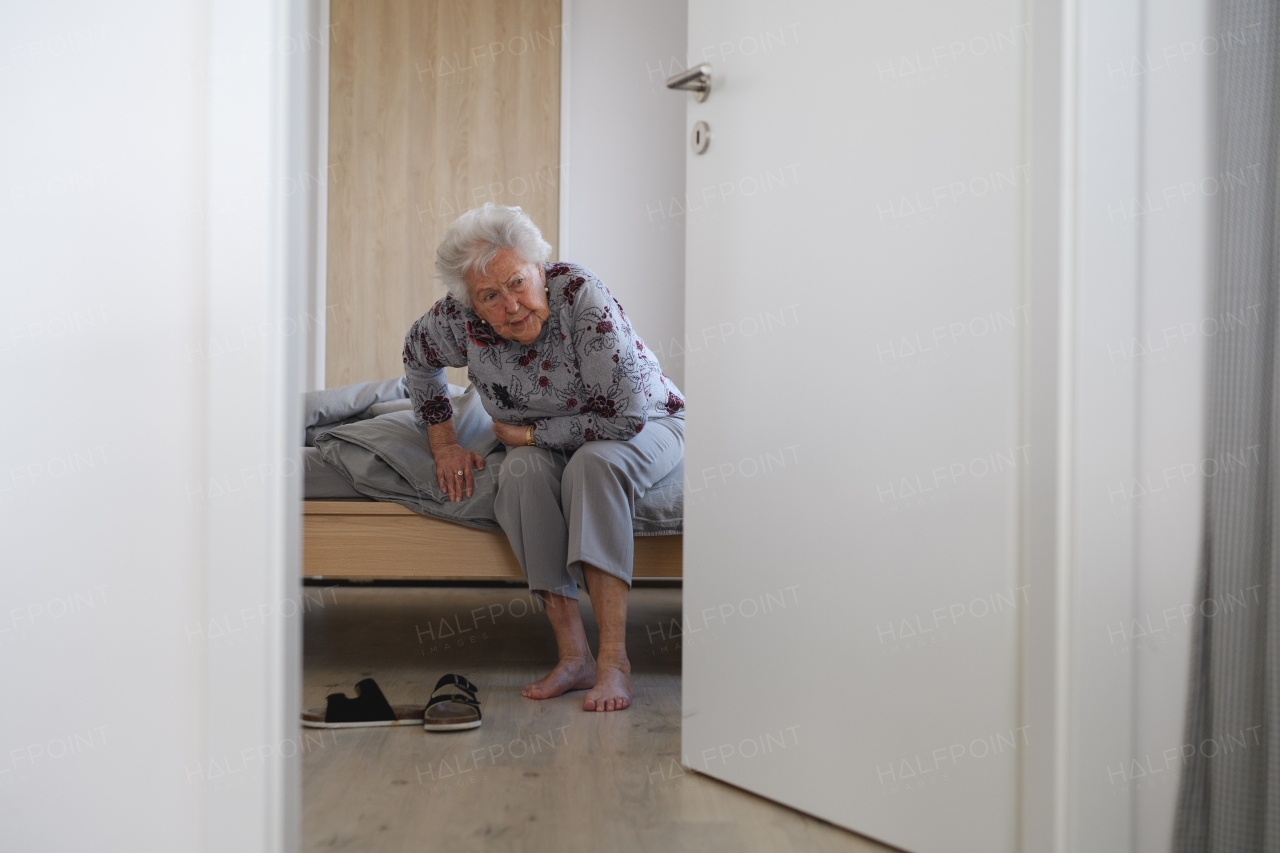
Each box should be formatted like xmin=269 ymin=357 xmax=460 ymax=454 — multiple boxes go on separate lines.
xmin=433 ymin=442 xmax=486 ymax=502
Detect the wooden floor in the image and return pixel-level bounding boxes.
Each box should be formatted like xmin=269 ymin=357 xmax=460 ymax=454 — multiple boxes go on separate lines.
xmin=302 ymin=585 xmax=893 ymax=853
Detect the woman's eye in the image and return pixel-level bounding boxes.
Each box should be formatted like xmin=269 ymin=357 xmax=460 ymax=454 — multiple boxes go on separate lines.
xmin=484 ymin=293 xmax=496 ymax=302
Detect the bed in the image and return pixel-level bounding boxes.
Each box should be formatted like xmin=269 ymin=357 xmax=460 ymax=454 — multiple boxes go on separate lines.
xmin=301 ymin=380 xmax=684 ymax=582
xmin=303 ymin=500 xmax=682 ymax=581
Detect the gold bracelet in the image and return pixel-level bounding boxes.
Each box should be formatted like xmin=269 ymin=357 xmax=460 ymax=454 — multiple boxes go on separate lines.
xmin=525 ymin=424 xmax=535 ymax=446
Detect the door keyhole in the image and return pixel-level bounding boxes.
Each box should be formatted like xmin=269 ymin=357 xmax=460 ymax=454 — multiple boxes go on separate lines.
xmin=692 ymin=121 xmax=710 ymax=154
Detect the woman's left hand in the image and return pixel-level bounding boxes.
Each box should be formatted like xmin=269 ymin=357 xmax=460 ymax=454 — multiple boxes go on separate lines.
xmin=493 ymin=421 xmax=531 ymax=447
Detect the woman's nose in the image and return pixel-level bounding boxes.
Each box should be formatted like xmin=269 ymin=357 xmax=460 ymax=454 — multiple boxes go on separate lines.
xmin=503 ymin=293 xmax=519 ymax=313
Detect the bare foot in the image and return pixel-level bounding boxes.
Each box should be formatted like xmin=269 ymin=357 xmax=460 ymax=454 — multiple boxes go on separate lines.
xmin=522 ymin=654 xmax=596 ymax=699
xmin=583 ymin=652 xmax=632 ymax=712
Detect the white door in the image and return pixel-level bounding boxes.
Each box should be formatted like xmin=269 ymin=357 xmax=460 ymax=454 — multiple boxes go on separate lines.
xmin=680 ymin=3 xmax=1027 ymax=851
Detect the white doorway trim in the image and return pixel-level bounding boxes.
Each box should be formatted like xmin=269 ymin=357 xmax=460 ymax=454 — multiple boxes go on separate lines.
xmin=558 ymin=0 xmax=573 ymax=261
xmin=312 ymin=0 xmax=331 ymax=391
xmin=204 ymin=0 xmax=309 ymax=848
xmin=1022 ymin=0 xmax=1158 ymax=849
xmin=1021 ymin=0 xmax=1079 ymax=849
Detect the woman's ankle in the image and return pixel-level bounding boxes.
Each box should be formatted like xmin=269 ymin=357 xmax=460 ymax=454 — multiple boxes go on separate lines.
xmin=596 ymin=642 xmax=630 ymax=666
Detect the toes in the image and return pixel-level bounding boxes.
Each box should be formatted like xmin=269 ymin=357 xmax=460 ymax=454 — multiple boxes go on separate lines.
xmin=580 ymin=693 xmax=629 ymax=711
xmin=583 ymin=689 xmax=635 ymax=711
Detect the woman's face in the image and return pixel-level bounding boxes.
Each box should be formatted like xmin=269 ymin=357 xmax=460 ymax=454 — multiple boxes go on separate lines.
xmin=466 ymin=249 xmax=549 ymax=346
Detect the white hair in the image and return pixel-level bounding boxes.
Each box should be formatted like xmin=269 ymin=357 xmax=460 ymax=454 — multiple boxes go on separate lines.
xmin=434 ymin=204 xmax=553 ymax=308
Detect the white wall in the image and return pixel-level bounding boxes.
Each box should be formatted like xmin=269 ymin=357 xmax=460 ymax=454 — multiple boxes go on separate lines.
xmin=1 ymin=1 xmax=304 ymax=850
xmin=563 ymin=0 xmax=688 ymax=391
xmin=1 ymin=2 xmax=207 ymax=848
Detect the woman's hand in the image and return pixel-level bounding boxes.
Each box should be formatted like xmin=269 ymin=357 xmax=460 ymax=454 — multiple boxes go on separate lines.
xmin=492 ymin=421 xmax=531 ymax=448
xmin=432 ymin=442 xmax=485 ymax=502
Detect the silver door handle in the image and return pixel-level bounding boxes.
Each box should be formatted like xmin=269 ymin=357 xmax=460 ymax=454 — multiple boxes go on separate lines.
xmin=666 ymin=63 xmax=711 ymax=102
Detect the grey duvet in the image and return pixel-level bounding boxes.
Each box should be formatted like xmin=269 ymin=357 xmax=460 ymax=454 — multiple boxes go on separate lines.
xmin=304 ymin=379 xmax=683 ymax=536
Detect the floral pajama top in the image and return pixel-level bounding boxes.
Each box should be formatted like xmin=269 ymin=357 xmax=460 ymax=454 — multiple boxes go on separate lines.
xmin=402 ymin=262 xmax=685 ymax=451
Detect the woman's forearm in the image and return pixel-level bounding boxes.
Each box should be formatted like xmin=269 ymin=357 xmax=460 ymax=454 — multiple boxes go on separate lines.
xmin=426 ymin=418 xmax=460 ymax=453
xmin=532 ymin=412 xmax=645 ymax=449
xmin=426 ymin=415 xmax=483 ymax=501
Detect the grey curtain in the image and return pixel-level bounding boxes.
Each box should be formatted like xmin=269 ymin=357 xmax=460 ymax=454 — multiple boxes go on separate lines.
xmin=1174 ymin=1 xmax=1280 ymax=851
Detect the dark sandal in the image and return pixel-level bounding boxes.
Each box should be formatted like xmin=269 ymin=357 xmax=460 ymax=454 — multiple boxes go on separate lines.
xmin=301 ymin=678 xmax=425 ymax=728
xmin=423 ymin=674 xmax=482 ymax=732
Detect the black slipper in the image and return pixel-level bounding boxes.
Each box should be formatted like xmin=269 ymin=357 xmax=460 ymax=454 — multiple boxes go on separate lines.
xmin=423 ymin=674 xmax=482 ymax=732
xmin=301 ymin=678 xmax=425 ymax=728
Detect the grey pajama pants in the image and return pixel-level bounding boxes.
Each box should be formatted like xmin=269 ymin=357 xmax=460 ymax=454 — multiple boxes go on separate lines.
xmin=493 ymin=415 xmax=684 ymax=599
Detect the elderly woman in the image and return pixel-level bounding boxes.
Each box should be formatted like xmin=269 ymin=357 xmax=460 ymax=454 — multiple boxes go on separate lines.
xmin=402 ymin=204 xmax=685 ymax=712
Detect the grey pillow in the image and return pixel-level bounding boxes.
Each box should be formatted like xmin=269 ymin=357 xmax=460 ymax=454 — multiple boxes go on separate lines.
xmin=304 ymin=380 xmax=469 ymax=447
xmin=366 ymin=398 xmax=413 ymax=417
xmin=304 ymin=376 xmax=406 ymax=429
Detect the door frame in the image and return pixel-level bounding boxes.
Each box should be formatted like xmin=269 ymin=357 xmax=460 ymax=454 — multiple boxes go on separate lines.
xmin=1024 ymin=0 xmax=1174 ymax=850
xmin=204 ymin=0 xmax=316 ymax=848
xmin=282 ymin=1 xmax=1162 ymax=850
xmin=1021 ymin=0 xmax=1078 ymax=848
xmin=310 ymin=0 xmax=331 ymax=391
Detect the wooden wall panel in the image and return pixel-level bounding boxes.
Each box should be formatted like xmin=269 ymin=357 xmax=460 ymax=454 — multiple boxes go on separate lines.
xmin=327 ymin=0 xmax=561 ymax=387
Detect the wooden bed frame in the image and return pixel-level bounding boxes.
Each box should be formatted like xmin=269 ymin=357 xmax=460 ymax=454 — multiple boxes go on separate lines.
xmin=303 ymin=501 xmax=683 ymax=581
